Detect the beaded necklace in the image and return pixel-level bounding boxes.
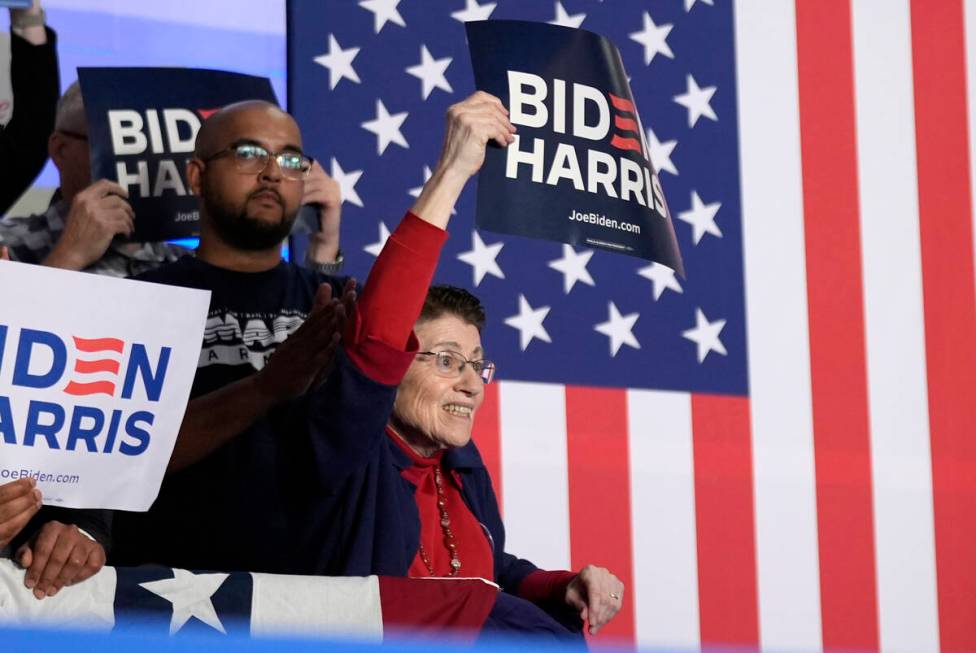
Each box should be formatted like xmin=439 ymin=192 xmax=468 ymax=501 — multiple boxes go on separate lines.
xmin=417 ymin=465 xmax=462 ymax=576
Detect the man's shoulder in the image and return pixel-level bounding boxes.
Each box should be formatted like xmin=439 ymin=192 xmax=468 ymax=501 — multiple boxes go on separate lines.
xmin=0 ymin=209 xmax=59 ymax=263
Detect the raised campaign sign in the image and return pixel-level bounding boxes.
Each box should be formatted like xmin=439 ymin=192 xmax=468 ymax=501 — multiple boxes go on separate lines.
xmin=77 ymin=67 xmax=278 ymax=242
xmin=0 ymin=261 xmax=210 ymax=510
xmin=467 ymin=20 xmax=684 ymax=275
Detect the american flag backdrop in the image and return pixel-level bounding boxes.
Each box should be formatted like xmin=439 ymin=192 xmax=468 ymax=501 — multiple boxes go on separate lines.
xmin=286 ymin=1 xmax=976 ymax=651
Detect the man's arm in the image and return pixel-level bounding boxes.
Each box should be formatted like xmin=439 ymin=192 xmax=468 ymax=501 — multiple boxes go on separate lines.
xmin=302 ymin=160 xmax=342 ymax=267
xmin=1 ymin=0 xmax=58 ymax=216
xmin=166 ymin=279 xmax=355 ymax=472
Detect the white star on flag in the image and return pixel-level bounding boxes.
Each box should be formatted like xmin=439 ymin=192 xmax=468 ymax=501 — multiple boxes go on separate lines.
xmin=451 ymin=0 xmax=496 ymax=22
xmin=140 ymin=569 xmax=229 ymax=635
xmin=364 ymin=222 xmax=391 ymax=258
xmin=548 ymin=244 xmax=595 ymax=294
xmin=638 ymin=262 xmax=683 ymax=300
xmin=594 ymin=302 xmax=640 ymax=357
xmin=685 ymin=0 xmax=714 ymax=11
xmin=674 ymin=74 xmax=718 ymax=128
xmin=330 ymin=158 xmax=363 ymax=208
xmin=406 ymin=45 xmax=453 ymax=100
xmin=682 ymin=307 xmax=727 ymax=363
xmin=648 ymin=128 xmax=678 ymax=176
xmin=358 ymin=0 xmax=405 ymax=34
xmin=313 ymin=35 xmax=361 ymax=90
xmin=548 ymin=1 xmax=585 ymax=28
xmin=504 ymin=294 xmax=552 ymax=351
xmin=361 ymin=99 xmax=409 ymax=155
xmin=678 ymin=190 xmax=722 ymax=244
xmin=457 ymin=231 xmax=505 ymax=286
xmin=408 ymin=166 xmax=455 ymax=214
xmin=629 ymin=11 xmax=674 ymax=66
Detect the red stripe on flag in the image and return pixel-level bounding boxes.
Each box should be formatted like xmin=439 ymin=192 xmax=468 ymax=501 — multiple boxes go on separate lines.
xmin=63 ymin=380 xmax=116 ymax=397
xmin=614 ymin=116 xmax=639 ymax=132
xmin=565 ymin=386 xmax=635 ymax=642
xmin=72 ymin=337 xmax=124 ymax=353
xmin=610 ymin=135 xmax=642 ymax=153
xmin=608 ymin=93 xmax=635 ymax=113
xmin=909 ymin=2 xmax=976 ymax=650
xmin=690 ymin=394 xmax=758 ymax=646
xmin=74 ymin=359 xmax=120 ymax=375
xmin=795 ymin=2 xmax=879 ymax=649
xmin=472 ymin=382 xmax=502 ymax=514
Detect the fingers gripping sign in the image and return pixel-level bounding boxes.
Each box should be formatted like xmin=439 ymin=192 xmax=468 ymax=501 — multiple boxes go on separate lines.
xmin=44 ymin=179 xmax=136 ymax=271
xmin=564 ymin=564 xmax=625 ymax=635
xmin=412 ymin=91 xmax=516 ymax=230
xmin=16 ymin=520 xmax=106 ymax=600
xmin=0 ymin=479 xmax=42 ymax=550
xmin=439 ymin=91 xmax=517 ymax=181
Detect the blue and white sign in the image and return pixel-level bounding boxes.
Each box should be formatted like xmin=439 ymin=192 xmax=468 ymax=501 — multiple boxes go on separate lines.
xmin=467 ymin=20 xmax=683 ymax=275
xmin=0 ymin=261 xmax=210 ymax=510
xmin=78 ymin=67 xmax=278 ymax=243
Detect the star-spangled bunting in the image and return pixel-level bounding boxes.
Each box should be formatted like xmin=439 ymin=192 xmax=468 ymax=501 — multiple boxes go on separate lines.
xmin=291 ymin=0 xmax=749 ymax=393
xmin=140 ymin=570 xmax=230 ymax=635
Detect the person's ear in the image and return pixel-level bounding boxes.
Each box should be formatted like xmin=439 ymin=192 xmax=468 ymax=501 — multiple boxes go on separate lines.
xmin=186 ymin=158 xmax=204 ymax=197
xmin=48 ymin=132 xmax=67 ymax=171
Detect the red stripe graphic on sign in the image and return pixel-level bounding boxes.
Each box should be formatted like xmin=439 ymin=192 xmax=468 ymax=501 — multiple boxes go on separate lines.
xmin=74 ymin=359 xmax=120 ymax=375
xmin=610 ymin=135 xmax=642 ymax=153
xmin=565 ymin=386 xmax=635 ymax=642
xmin=63 ymin=380 xmax=116 ymax=397
xmin=472 ymin=382 xmax=503 ymax=514
xmin=608 ymin=93 xmax=635 ymax=113
xmin=690 ymin=394 xmax=758 ymax=646
xmin=795 ymin=1 xmax=879 ymax=649
xmin=614 ymin=116 xmax=639 ymax=133
xmin=909 ymin=1 xmax=976 ymax=650
xmin=72 ymin=337 xmax=124 ymax=353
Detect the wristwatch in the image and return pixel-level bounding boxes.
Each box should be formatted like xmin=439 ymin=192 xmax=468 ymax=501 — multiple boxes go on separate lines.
xmin=305 ymin=250 xmax=344 ymax=275
xmin=11 ymin=9 xmax=46 ymax=29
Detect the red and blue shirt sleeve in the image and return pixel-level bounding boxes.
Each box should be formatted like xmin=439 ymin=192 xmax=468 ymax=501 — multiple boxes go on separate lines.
xmin=344 ymin=212 xmax=448 ymax=385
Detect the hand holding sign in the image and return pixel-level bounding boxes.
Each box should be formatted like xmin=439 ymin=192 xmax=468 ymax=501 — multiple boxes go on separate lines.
xmin=0 ymin=479 xmax=41 ymax=550
xmin=43 ymin=179 xmax=135 ymax=271
xmin=438 ymin=91 xmax=516 ymax=181
xmin=412 ymin=92 xmax=516 ymax=230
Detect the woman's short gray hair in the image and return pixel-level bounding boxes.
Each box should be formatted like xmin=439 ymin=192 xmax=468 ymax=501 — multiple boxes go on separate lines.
xmin=418 ymin=285 xmax=486 ymax=333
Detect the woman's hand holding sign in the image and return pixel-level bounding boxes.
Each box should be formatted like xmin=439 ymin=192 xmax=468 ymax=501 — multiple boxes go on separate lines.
xmin=411 ymin=91 xmax=515 ymax=230
xmin=0 ymin=479 xmax=42 ymax=551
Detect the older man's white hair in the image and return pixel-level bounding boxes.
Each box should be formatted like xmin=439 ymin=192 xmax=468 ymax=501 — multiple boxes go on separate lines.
xmin=53 ymin=81 xmax=86 ymax=134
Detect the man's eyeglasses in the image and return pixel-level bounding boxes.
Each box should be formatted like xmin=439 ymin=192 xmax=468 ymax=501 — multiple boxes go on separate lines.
xmin=204 ymin=142 xmax=313 ymax=181
xmin=416 ymin=350 xmax=496 ymax=384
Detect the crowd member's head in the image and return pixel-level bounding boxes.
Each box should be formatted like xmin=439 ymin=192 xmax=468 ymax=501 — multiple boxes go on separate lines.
xmin=391 ymin=285 xmax=495 ymax=456
xmin=187 ymin=101 xmax=313 ymax=259
xmin=46 ymin=81 xmax=91 ymax=203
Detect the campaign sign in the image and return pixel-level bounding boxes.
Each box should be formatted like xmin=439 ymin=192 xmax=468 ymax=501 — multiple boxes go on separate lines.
xmin=0 ymin=261 xmax=210 ymax=510
xmin=77 ymin=67 xmax=277 ymax=242
xmin=467 ymin=21 xmax=684 ymax=275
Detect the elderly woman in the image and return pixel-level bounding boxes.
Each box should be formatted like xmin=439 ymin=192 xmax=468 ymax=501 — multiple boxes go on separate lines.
xmin=292 ymin=93 xmax=624 ymax=636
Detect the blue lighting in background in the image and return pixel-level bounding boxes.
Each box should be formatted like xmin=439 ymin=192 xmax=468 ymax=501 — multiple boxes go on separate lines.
xmin=167 ymin=238 xmax=290 ymax=261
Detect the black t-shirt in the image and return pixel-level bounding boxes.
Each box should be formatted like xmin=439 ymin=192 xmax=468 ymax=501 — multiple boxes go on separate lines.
xmin=111 ymin=256 xmax=345 ymax=573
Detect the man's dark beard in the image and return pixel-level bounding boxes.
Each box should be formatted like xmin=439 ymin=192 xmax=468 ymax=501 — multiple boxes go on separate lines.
xmin=204 ymin=190 xmax=297 ymax=251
